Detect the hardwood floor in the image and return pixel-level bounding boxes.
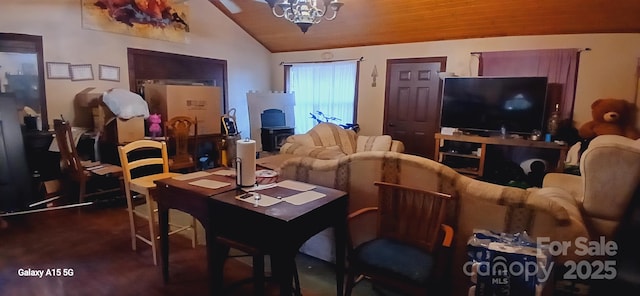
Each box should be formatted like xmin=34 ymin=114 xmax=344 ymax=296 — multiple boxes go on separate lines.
xmin=0 ymin=204 xmax=338 ymax=296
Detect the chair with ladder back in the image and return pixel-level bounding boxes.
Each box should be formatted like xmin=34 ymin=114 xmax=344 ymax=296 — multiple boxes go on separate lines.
xmin=118 ymin=139 xmax=197 ymax=265
xmin=53 ymin=119 xmax=122 ymax=204
xmin=345 ymin=181 xmax=457 ymax=295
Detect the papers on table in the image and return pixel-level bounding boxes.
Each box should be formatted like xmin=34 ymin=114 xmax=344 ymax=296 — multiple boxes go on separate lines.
xmin=235 ymin=193 xmax=282 ymax=207
xmin=188 ymin=179 xmax=231 ymax=189
xmin=284 ymin=191 xmax=326 ymax=205
xmin=90 ymin=165 xmax=122 ymax=176
xmin=83 ymin=161 xmax=123 ymax=176
xmin=174 ymin=174 xmax=325 ymax=206
xmin=245 ymin=180 xmax=324 ymax=206
xmin=172 ymin=171 xmax=212 ymax=181
xmin=82 ymin=161 xmax=101 ymax=168
xmin=234 ymin=191 xmax=326 ymax=207
xmin=276 ymin=180 xmax=316 ymax=191
xmin=212 ymin=169 xmax=236 ymax=177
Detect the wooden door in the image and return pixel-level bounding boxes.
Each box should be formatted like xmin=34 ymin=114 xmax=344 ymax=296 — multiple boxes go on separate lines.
xmin=384 ymin=58 xmax=446 ymax=158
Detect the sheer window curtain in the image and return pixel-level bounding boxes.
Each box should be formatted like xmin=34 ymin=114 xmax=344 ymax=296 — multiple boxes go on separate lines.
xmin=288 ymin=60 xmax=357 ymax=133
xmin=479 ymin=49 xmax=580 ymax=121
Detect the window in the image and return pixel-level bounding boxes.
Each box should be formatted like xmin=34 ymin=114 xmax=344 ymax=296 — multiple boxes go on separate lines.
xmin=286 ymin=60 xmax=358 ymax=133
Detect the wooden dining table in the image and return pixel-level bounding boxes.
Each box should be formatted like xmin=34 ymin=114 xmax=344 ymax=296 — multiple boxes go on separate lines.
xmin=153 ymin=167 xmax=349 ymax=296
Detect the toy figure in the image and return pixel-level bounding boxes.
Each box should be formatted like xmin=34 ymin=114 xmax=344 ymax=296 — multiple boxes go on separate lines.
xmin=148 ymin=114 xmax=162 ymax=139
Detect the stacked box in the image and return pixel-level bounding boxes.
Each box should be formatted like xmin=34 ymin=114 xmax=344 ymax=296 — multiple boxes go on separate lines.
xmin=143 ymin=84 xmax=222 ymax=136
xmin=92 ymin=103 xmax=145 ymax=144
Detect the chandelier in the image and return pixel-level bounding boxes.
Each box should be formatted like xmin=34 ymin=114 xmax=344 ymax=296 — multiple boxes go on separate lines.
xmin=265 ymin=0 xmax=344 ymax=33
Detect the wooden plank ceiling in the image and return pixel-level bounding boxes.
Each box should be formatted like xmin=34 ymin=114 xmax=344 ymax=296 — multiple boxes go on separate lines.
xmin=208 ymin=0 xmax=640 ymax=53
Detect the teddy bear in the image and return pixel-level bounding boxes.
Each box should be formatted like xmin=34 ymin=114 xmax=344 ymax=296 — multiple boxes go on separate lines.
xmin=148 ymin=113 xmax=162 ymax=139
xmin=578 ymin=98 xmax=640 ymax=140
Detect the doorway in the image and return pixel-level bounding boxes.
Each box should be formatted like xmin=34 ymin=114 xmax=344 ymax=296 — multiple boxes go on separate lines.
xmin=383 ymin=57 xmax=446 ymax=158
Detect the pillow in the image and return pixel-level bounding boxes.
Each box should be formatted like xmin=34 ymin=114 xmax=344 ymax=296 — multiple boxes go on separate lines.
xmin=357 ymin=135 xmax=392 ymax=152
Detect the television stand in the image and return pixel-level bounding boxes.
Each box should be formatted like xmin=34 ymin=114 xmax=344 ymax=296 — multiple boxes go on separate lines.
xmin=434 ymin=133 xmax=569 ymax=178
xmin=464 ymin=131 xmax=492 ymax=137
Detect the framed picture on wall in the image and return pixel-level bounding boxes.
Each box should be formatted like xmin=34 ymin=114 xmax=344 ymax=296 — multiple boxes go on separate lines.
xmin=98 ymin=64 xmax=120 ymax=82
xmin=70 ymin=64 xmax=94 ymax=81
xmin=46 ymin=62 xmax=71 ymax=79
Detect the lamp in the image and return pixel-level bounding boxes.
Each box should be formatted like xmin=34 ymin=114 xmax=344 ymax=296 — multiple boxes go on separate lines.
xmin=265 ymin=0 xmax=344 ymax=33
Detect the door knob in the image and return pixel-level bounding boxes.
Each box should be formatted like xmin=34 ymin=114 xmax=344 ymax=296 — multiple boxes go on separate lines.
xmin=388 ymin=123 xmax=395 ymax=127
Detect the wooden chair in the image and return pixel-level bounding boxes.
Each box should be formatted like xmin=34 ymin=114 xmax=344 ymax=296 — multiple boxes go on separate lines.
xmin=164 ymin=116 xmax=198 ymax=172
xmin=117 ymin=139 xmax=197 ymax=265
xmin=219 ymin=237 xmax=302 ymax=296
xmin=345 ymin=181 xmax=457 ymax=296
xmin=53 ymin=119 xmax=122 ymax=204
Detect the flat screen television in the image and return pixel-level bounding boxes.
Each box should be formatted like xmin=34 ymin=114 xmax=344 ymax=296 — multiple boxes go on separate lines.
xmin=440 ymin=76 xmax=548 ymax=135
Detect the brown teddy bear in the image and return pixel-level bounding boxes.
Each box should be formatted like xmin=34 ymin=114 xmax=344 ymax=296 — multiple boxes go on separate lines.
xmin=579 ymin=98 xmax=640 ymax=140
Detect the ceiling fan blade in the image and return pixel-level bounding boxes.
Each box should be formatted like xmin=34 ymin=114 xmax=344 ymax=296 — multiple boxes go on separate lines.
xmin=219 ymin=0 xmax=242 ymax=14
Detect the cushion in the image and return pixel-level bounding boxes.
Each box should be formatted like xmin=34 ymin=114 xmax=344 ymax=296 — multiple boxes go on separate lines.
xmin=285 ymin=134 xmax=315 ymax=146
xmin=307 ymin=123 xmax=357 ymax=154
xmin=354 ymin=238 xmax=434 ymax=284
xmin=356 ymin=135 xmax=392 ymax=152
xmin=280 ymin=143 xmax=347 ymax=160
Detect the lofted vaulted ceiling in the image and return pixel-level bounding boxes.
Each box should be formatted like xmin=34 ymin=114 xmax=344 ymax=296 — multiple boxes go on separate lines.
xmin=208 ymin=0 xmax=640 ymax=53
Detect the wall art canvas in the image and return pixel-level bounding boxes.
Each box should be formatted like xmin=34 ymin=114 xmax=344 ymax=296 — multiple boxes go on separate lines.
xmin=81 ymin=0 xmax=190 ymax=43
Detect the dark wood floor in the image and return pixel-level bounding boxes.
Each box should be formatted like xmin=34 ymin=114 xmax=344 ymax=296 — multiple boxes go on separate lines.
xmin=0 ymin=204 xmax=338 ymax=296
xmin=6 ymin=198 xmax=640 ymax=296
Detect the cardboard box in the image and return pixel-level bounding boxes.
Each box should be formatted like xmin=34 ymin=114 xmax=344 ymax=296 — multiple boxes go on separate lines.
xmin=144 ymin=84 xmax=222 ymax=135
xmin=93 ymin=104 xmax=145 ymax=144
xmin=75 ymin=87 xmax=103 ymax=108
xmin=92 ymin=105 xmax=106 ymax=132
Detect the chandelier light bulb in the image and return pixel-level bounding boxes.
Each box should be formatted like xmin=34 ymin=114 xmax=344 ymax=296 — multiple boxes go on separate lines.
xmin=267 ymin=0 xmax=344 ymax=33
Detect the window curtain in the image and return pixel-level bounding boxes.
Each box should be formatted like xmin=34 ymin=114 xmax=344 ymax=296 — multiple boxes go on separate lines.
xmin=479 ymin=49 xmax=580 ymax=121
xmin=288 ymin=60 xmax=357 ymax=133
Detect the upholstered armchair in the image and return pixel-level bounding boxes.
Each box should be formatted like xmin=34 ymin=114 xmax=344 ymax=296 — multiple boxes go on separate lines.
xmin=279 ymin=122 xmax=404 ymax=159
xmin=543 ymin=134 xmax=640 ymax=240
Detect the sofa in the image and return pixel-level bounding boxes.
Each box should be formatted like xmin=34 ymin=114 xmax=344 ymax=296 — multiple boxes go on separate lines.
xmin=279 ymin=122 xmax=404 ymax=159
xmin=278 ymin=151 xmax=589 ymax=295
xmin=543 ymin=134 xmax=640 ymax=240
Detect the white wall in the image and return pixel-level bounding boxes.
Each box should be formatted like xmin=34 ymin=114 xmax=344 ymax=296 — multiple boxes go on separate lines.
xmin=271 ymin=33 xmax=640 ymax=136
xmin=0 ymin=0 xmax=271 ymax=137
xmin=3 ymin=2 xmax=639 ymax=138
